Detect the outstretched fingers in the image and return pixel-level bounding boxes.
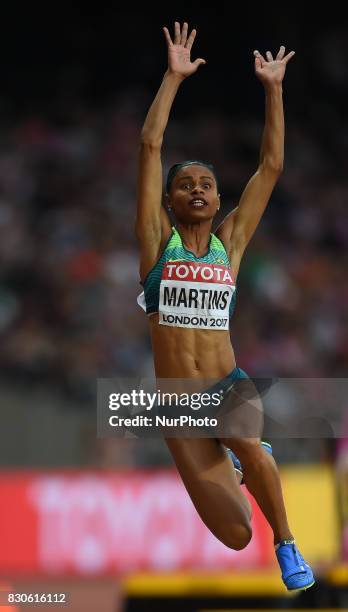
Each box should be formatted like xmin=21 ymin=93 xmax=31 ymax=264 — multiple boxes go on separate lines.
xmin=185 ymin=28 xmax=197 ymax=51
xmin=163 ymin=27 xmax=173 ymax=47
xmin=276 ymin=45 xmax=286 ymax=60
xmin=174 ymin=21 xmax=181 ymax=45
xmin=254 ymin=46 xmax=295 ymax=66
xmin=276 ymin=45 xmax=295 ymax=63
xmin=164 ymin=22 xmax=197 ymax=50
xmin=253 ymin=49 xmax=265 ymax=68
xmin=283 ymin=50 xmax=295 ymax=64
xmin=180 ymin=21 xmax=188 ymax=46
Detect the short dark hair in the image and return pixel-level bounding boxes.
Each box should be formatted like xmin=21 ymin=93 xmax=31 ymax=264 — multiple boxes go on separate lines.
xmin=166 ymin=160 xmax=218 ymax=193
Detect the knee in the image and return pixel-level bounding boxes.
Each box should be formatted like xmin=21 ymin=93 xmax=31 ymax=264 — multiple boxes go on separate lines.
xmin=228 ymin=438 xmax=263 ymax=465
xmin=220 ymin=519 xmax=252 ymax=551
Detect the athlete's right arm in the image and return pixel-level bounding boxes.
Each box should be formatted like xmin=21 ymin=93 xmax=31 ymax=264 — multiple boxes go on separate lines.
xmin=135 ymin=22 xmax=206 ymax=280
xmin=136 ymin=71 xmax=184 ymax=279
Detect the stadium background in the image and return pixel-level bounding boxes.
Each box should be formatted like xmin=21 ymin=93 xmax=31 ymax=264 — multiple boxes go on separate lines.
xmin=0 ymin=3 xmax=348 ymax=611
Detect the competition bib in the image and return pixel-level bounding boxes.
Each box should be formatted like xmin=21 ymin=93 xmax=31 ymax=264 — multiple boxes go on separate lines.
xmin=159 ymin=261 xmax=235 ymax=330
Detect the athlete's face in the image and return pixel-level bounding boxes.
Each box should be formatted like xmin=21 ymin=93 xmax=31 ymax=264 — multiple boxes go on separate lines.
xmin=167 ymin=165 xmax=220 ymax=223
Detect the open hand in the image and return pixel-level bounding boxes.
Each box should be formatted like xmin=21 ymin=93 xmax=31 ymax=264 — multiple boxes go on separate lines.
xmin=163 ymin=21 xmax=206 ymax=79
xmin=254 ymin=46 xmax=295 ymax=87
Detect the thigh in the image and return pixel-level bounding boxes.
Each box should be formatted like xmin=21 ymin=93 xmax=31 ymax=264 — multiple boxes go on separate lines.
xmin=217 ymin=377 xmax=264 ymax=440
xmin=219 ymin=436 xmax=262 ymax=459
xmin=165 ymin=437 xmax=251 ymax=541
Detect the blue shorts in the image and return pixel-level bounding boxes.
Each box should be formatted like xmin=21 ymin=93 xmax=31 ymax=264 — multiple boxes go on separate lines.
xmin=125 ymin=367 xmax=254 ymax=437
xmin=155 ymin=367 xmax=250 ymax=421
xmin=204 ymin=367 xmax=250 ymax=401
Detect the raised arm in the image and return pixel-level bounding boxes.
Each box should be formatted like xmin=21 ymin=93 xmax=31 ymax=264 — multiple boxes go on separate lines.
xmin=136 ymin=22 xmax=206 ymax=280
xmin=216 ymin=45 xmax=295 ymax=275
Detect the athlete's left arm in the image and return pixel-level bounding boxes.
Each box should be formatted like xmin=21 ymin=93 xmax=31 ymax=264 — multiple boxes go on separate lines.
xmin=216 ymin=46 xmax=295 ymax=271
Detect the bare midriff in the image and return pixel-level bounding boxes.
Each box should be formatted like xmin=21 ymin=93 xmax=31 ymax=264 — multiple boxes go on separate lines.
xmin=149 ymin=313 xmax=236 ymax=382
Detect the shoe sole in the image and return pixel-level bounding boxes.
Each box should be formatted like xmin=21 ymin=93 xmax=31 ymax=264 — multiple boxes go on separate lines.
xmin=287 ymin=579 xmax=315 ymax=591
xmin=261 ymin=441 xmax=273 ymax=453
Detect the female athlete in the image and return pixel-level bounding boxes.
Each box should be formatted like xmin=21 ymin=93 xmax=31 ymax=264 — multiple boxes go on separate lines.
xmin=135 ymin=21 xmax=314 ymax=591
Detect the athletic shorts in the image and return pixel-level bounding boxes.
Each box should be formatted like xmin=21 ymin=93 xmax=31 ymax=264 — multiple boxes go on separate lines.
xmin=203 ymin=366 xmax=250 ymax=401
xmin=155 ymin=366 xmax=255 ymax=433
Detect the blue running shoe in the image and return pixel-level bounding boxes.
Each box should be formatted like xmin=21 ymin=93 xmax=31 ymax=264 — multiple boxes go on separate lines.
xmin=227 ymin=449 xmax=243 ymax=479
xmin=261 ymin=441 xmax=273 ymax=455
xmin=226 ymin=441 xmax=273 ymax=483
xmin=276 ymin=540 xmax=315 ymax=591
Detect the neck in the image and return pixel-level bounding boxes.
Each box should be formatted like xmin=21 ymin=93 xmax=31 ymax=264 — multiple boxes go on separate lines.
xmin=176 ymin=221 xmax=212 ymax=257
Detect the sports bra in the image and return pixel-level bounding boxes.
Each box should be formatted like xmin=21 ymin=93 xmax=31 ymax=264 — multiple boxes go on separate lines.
xmin=137 ymin=227 xmax=237 ymax=330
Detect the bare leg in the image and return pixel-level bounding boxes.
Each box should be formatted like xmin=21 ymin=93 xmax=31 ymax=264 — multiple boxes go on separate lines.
xmin=165 ymin=436 xmax=252 ymax=550
xmin=222 ymin=436 xmax=293 ymax=545
xmin=219 ymin=377 xmax=293 ymax=545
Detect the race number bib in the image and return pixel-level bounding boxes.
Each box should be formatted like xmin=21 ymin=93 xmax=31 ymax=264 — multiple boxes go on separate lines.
xmin=159 ymin=261 xmax=235 ymax=330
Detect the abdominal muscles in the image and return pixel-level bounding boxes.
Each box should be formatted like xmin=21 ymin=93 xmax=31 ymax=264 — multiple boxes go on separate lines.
xmin=149 ymin=314 xmax=236 ymax=379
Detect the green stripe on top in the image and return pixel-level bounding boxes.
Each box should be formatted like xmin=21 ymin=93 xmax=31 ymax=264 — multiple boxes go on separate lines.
xmin=140 ymin=227 xmax=237 ymax=317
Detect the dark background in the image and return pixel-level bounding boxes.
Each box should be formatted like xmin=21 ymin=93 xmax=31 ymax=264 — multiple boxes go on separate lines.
xmin=1 ymin=6 xmax=347 ymax=117
xmin=0 ymin=4 xmax=347 ymax=467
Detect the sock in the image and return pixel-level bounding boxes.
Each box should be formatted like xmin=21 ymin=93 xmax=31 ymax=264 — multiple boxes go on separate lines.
xmin=274 ymin=538 xmax=295 ymax=551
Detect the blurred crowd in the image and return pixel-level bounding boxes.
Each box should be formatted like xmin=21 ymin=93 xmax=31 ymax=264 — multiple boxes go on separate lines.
xmin=0 ymin=98 xmax=347 ymax=401
xmin=0 ymin=16 xmax=347 ymax=472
